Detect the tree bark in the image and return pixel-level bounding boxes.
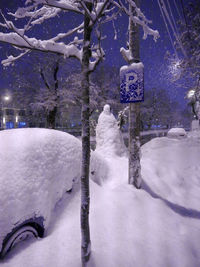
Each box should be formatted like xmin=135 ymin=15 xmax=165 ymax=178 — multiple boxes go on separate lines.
xmin=81 ymin=2 xmax=92 ymax=266
xmin=128 ymin=0 xmax=142 ymax=189
xmin=47 ymin=107 xmax=57 ymax=129
xmin=40 ymin=61 xmax=59 ymax=129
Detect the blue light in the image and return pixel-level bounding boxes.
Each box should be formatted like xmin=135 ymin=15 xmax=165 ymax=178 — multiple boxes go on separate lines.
xmin=18 ymin=122 xmax=26 ymax=128
xmin=6 ymin=122 xmax=14 ymax=129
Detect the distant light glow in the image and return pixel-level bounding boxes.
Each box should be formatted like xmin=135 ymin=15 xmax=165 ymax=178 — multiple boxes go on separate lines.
xmin=4 ymin=95 xmax=10 ymax=101
xmin=16 ymin=116 xmax=18 ymax=123
xmin=3 ymin=117 xmax=5 ymax=124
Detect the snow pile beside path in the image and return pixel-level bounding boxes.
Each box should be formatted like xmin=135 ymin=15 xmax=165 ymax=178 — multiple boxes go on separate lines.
xmin=141 ymin=136 xmax=200 ymax=210
xmin=96 ymin=105 xmax=127 ymax=157
xmin=2 ymin=134 xmax=200 ymax=267
xmin=90 ymin=150 xmax=109 ymax=185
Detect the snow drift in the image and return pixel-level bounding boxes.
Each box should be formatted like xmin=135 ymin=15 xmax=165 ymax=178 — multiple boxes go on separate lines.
xmin=0 ymin=128 xmax=108 ymax=254
xmin=1 ymin=132 xmax=200 ymax=267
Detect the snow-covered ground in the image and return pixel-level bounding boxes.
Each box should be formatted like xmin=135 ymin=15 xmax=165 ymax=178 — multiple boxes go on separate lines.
xmin=0 ymin=128 xmax=107 ymax=257
xmin=1 ymin=132 xmax=200 ymax=267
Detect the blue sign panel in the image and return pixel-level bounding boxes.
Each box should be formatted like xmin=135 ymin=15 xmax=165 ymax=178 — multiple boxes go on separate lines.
xmin=120 ymin=62 xmax=144 ymax=103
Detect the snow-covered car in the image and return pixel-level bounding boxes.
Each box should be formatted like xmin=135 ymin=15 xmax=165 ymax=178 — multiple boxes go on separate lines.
xmin=167 ymin=128 xmax=187 ymax=139
xmin=0 ymin=128 xmax=107 ymax=258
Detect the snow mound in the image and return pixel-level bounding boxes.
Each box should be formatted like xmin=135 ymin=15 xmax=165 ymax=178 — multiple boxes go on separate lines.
xmin=96 ymin=105 xmax=127 ymax=157
xmin=2 ymin=134 xmax=200 ymax=267
xmin=0 ymin=128 xmax=108 ymax=253
xmin=142 ymin=136 xmax=200 ymax=210
xmin=167 ymin=127 xmax=187 ymax=139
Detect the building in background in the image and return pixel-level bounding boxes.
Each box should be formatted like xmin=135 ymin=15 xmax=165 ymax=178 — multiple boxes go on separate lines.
xmin=0 ymin=108 xmax=26 ymax=130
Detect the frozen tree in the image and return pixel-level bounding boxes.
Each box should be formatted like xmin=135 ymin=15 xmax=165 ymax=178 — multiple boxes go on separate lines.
xmin=91 ymin=65 xmax=122 ymax=109
xmin=0 ymin=1 xmax=158 ymax=265
xmin=167 ymin=0 xmax=200 ymax=106
xmin=141 ymin=88 xmax=175 ymax=129
xmin=172 ymin=0 xmax=200 ymax=122
xmin=61 ymin=72 xmax=104 ymax=113
xmin=117 ymin=88 xmax=183 ymax=131
xmin=6 ymin=52 xmax=72 ymax=128
xmin=177 ymin=0 xmax=200 ymax=81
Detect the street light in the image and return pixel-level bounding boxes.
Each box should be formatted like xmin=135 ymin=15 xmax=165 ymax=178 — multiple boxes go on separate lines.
xmin=1 ymin=94 xmax=11 ymax=129
xmin=3 ymin=95 xmax=10 ymax=101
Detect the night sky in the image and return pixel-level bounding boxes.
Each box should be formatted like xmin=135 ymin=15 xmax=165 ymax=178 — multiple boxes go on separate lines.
xmin=0 ymin=0 xmax=193 ymax=108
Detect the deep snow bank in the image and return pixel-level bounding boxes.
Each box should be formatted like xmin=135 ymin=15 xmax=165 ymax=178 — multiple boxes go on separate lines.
xmin=141 ymin=136 xmax=200 ymax=210
xmin=0 ymin=128 xmax=108 ymax=253
xmin=1 ymin=133 xmax=200 ymax=267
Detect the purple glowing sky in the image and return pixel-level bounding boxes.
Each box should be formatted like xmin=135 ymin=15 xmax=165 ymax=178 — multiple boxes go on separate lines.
xmin=0 ymin=0 xmax=194 ymax=107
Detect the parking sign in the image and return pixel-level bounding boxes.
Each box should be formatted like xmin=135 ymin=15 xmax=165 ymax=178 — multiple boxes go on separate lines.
xmin=120 ymin=62 xmax=144 ymax=103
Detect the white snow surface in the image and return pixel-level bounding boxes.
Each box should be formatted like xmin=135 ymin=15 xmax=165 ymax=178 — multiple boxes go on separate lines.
xmin=1 ymin=133 xmax=200 ymax=266
xmin=191 ymin=119 xmax=200 ymax=131
xmin=120 ymin=61 xmax=144 ymax=72
xmin=0 ymin=128 xmax=107 ymax=253
xmin=167 ymin=127 xmax=187 ymax=138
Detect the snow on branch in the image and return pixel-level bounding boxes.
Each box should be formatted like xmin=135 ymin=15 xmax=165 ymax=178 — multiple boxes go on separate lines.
xmin=0 ymin=22 xmax=8 ymax=29
xmin=91 ymin=0 xmax=111 ymax=25
xmin=27 ymin=7 xmax=61 ymax=25
xmin=132 ymin=15 xmax=159 ymax=41
xmin=9 ymin=0 xmax=82 ymax=22
xmin=113 ymin=0 xmax=159 ymax=41
xmin=89 ymin=46 xmax=105 ymax=72
xmin=1 ymin=50 xmax=30 ymax=66
xmin=51 ymin=23 xmax=84 ymax=42
xmin=44 ymin=0 xmax=83 ymax=14
xmin=127 ymin=0 xmax=152 ymax=24
xmin=0 ymin=0 xmax=159 ymax=70
xmin=0 ymin=32 xmax=82 ymax=60
xmin=89 ymin=21 xmax=105 ymax=72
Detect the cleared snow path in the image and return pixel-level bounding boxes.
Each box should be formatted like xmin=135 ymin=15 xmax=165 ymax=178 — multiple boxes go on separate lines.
xmin=90 ymin=150 xmax=200 ymax=267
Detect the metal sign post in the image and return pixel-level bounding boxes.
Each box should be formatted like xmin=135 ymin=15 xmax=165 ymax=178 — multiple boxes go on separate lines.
xmin=120 ymin=0 xmax=143 ymax=189
xmin=120 ymin=62 xmax=144 ymax=189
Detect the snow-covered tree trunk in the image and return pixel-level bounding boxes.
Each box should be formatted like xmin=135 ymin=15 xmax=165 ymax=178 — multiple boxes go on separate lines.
xmin=47 ymin=62 xmax=59 ymax=129
xmin=46 ymin=61 xmax=59 ymax=129
xmin=128 ymin=1 xmax=142 ymax=189
xmin=129 ymin=102 xmax=141 ymax=188
xmin=80 ymin=2 xmax=92 ymax=266
xmin=39 ymin=60 xmax=59 ymax=129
